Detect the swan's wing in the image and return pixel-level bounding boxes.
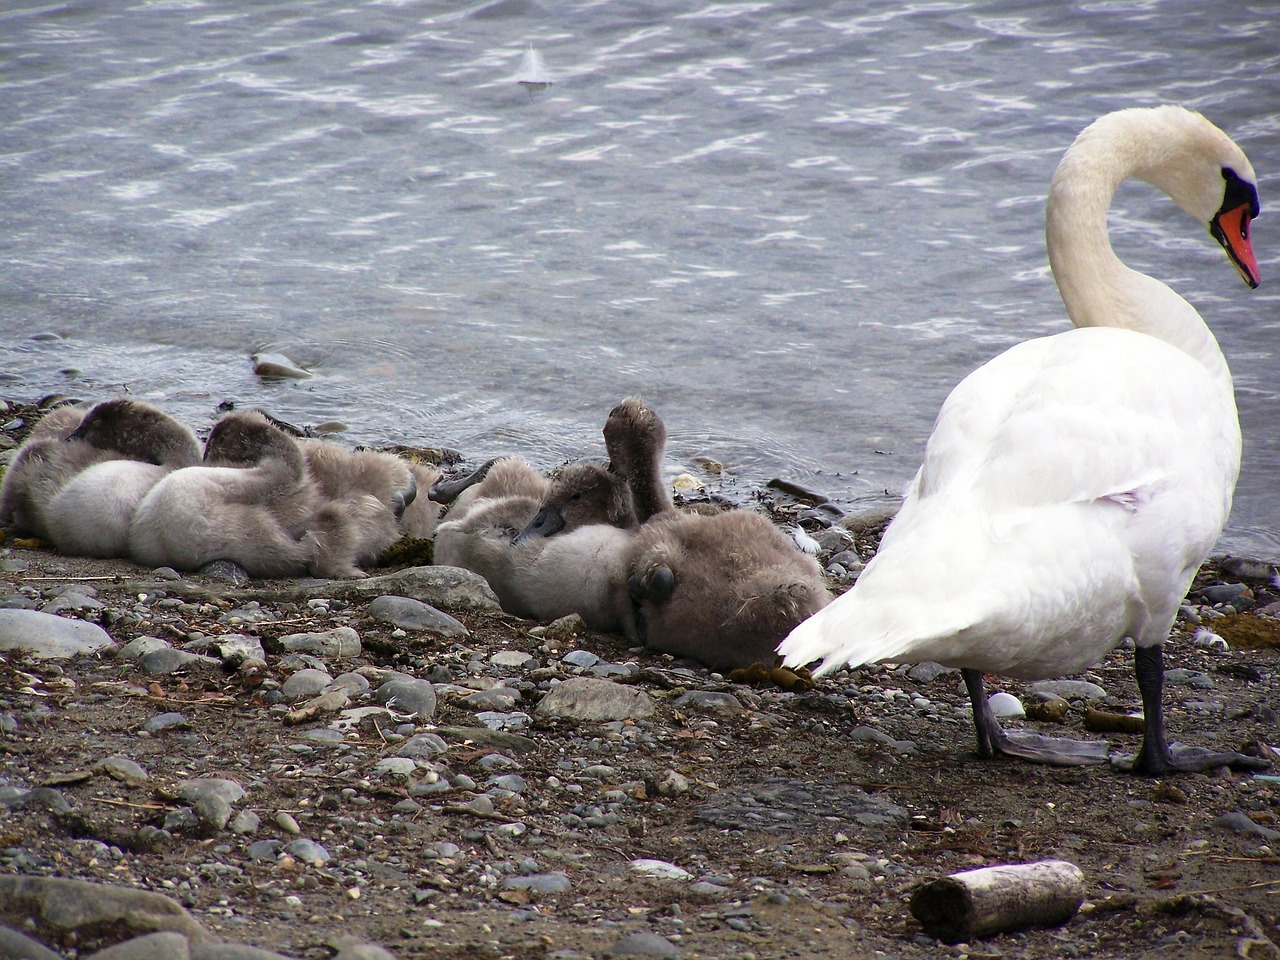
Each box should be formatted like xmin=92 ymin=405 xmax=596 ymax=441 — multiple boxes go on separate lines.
xmin=780 ymin=326 xmax=1240 ymax=677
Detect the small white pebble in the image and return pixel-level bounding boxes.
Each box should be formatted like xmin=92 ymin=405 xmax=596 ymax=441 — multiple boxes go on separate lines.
xmin=988 ymin=691 xmax=1025 ymax=718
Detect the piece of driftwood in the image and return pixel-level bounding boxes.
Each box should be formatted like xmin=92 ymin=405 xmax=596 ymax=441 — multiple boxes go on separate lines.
xmin=910 ymin=859 xmax=1085 ymax=943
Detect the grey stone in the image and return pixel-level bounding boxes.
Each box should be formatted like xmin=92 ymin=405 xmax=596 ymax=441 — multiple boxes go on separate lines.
xmin=434 ymin=726 xmax=538 ymax=753
xmin=474 ymin=711 xmax=531 ymax=731
xmin=490 ymin=650 xmax=535 ymax=669
xmin=672 ymin=691 xmax=742 ymax=714
xmin=191 ymin=944 xmax=296 ymax=959
xmin=1029 ymin=679 xmax=1107 ymax=701
xmin=0 ymin=925 xmax=64 ymax=960
xmin=0 ymin=609 xmax=114 ymax=660
xmin=285 ymin=839 xmax=330 ymax=865
xmin=252 ymin=351 xmax=312 ymax=380
xmin=193 ymin=794 xmax=232 ymax=831
xmin=141 ymin=712 xmax=189 ymax=734
xmin=561 ymin=650 xmax=599 ymax=669
xmin=0 ymin=876 xmax=208 ymax=943
xmin=608 ymin=931 xmax=681 ymax=957
xmin=246 ymin=840 xmax=281 ymax=862
xmin=536 ymin=678 xmax=655 ymax=722
xmin=326 ymin=672 xmax=371 ymax=697
xmin=42 ymin=592 xmax=103 ymax=614
xmin=373 ymin=758 xmax=418 ymax=777
xmin=907 ymin=661 xmax=955 ymax=684
xmin=190 ymin=633 xmax=265 ymax=664
xmin=501 ymin=872 xmax=571 ymax=895
xmin=176 ymin=778 xmax=245 ymax=807
xmin=281 ymin=668 xmax=333 ymax=701
xmin=229 ymin=810 xmax=260 ymax=835
xmin=139 ymin=648 xmax=218 ymax=675
xmin=303 ymin=566 xmax=499 ymax=611
xmin=1214 ymin=811 xmax=1280 ymax=840
xmin=118 ymin=637 xmax=171 ymax=661
xmin=487 ymin=774 xmax=527 ymax=793
xmin=461 ymin=687 xmax=520 ymax=711
xmin=366 ymin=596 xmax=468 ymax=637
xmin=276 ymin=813 xmax=300 ymax=834
xmin=84 ymin=930 xmax=191 ymax=959
xmin=393 ymin=733 xmax=448 ymax=758
xmin=279 ymin=626 xmax=361 ymax=659
xmin=329 ymin=938 xmax=400 ymax=960
xmin=374 ymin=675 xmax=437 ymax=720
xmin=98 ymin=756 xmax=149 ymax=786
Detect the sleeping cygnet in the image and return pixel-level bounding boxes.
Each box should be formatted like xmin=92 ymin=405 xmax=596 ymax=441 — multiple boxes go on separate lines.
xmin=601 ymin=397 xmax=832 ymax=671
xmin=300 ymin=440 xmax=442 ymax=564
xmin=623 ymin=508 xmax=833 ymax=672
xmin=0 ymin=404 xmax=95 ymax=538
xmin=128 ymin=411 xmax=365 ymax=579
xmin=43 ymin=399 xmax=202 ymax=558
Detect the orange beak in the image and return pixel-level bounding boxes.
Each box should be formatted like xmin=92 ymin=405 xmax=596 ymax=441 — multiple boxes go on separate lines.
xmin=1211 ymin=203 xmax=1260 ymax=289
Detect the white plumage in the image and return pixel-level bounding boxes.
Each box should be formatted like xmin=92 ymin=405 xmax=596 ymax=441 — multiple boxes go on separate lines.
xmin=778 ymin=106 xmax=1263 ymax=774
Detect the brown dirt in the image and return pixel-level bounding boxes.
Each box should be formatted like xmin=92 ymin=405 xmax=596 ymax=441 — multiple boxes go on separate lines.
xmin=2 ymin=540 xmax=1280 ymax=960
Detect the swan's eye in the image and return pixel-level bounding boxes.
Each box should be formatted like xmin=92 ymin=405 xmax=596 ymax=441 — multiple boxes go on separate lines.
xmin=570 ymin=492 xmax=581 ymax=502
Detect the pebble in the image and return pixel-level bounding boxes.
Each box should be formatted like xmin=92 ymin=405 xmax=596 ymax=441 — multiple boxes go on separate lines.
xmin=118 ymin=636 xmax=173 ymax=661
xmin=491 ymin=650 xmax=537 ymax=669
xmin=177 ymin=778 xmax=245 ymax=807
xmin=561 ymin=650 xmax=600 ymax=669
xmin=907 ymin=661 xmax=954 ymax=684
xmin=366 ymin=595 xmax=468 ymax=637
xmin=280 ymin=626 xmax=362 ymax=658
xmin=286 ymin=838 xmax=331 ymax=864
xmin=374 ymin=674 xmax=437 ymax=719
xmin=373 ymin=758 xmax=418 ymax=778
xmin=252 ymin=351 xmax=312 ymax=379
xmin=462 ymin=687 xmax=521 ymax=711
xmin=395 ymin=733 xmax=449 ymax=757
xmin=1030 ymin=680 xmax=1108 ymax=701
xmin=536 ymin=678 xmax=655 ymax=722
xmin=988 ymin=691 xmax=1025 ymax=718
xmin=0 ymin=609 xmax=114 ymax=659
xmin=282 ymin=668 xmax=334 ymax=700
xmin=276 ymin=812 xmax=302 ymax=834
xmin=502 ymin=872 xmax=571 ymax=895
xmin=608 ymin=931 xmax=681 ymax=957
xmin=141 ymin=712 xmax=190 ymax=734
xmin=673 ymin=691 xmax=742 ymax=714
xmin=98 ymin=756 xmax=148 ymax=786
xmin=474 ymin=711 xmax=532 ymax=731
xmin=139 ymin=648 xmax=218 ymax=675
xmin=630 ymin=859 xmax=691 ymax=881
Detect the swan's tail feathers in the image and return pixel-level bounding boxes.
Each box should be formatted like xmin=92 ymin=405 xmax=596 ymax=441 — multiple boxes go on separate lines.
xmin=777 ymin=594 xmax=977 ymax=679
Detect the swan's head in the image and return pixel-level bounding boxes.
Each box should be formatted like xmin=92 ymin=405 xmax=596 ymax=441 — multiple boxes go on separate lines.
xmin=1124 ymin=106 xmax=1260 ymax=289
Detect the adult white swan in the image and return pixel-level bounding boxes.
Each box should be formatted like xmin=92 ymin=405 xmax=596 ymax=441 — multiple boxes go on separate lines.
xmin=777 ymin=106 xmax=1263 ymax=775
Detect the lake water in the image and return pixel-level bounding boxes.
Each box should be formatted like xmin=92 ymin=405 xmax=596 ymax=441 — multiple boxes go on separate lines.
xmin=2 ymin=0 xmax=1278 ymax=558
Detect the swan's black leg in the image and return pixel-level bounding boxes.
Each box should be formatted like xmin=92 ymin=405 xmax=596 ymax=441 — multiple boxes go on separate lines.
xmin=1129 ymin=644 xmax=1269 ymax=775
xmin=392 ymin=472 xmax=418 ymax=521
xmin=428 ymin=458 xmax=498 ymax=504
xmin=962 ymin=667 xmax=1109 ymax=766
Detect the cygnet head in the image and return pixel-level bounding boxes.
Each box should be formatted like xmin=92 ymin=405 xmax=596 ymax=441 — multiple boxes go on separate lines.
xmin=66 ymin=399 xmax=200 ymax=466
xmin=203 ymin=411 xmax=303 ymax=472
xmin=514 ymin=460 xmax=635 ymax=544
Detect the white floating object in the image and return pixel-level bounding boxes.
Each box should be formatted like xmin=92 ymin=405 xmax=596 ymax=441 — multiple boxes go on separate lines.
xmin=516 ymin=46 xmax=552 ymax=93
xmin=988 ymin=691 xmax=1025 ymax=718
xmin=252 ymin=352 xmax=312 ymax=380
xmin=629 ymin=859 xmax=691 ymax=881
xmin=671 ymin=472 xmax=703 ymax=493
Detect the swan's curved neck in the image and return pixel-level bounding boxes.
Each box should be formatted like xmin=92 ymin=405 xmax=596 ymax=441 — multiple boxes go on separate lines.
xmin=1045 ymin=126 xmax=1231 ymax=386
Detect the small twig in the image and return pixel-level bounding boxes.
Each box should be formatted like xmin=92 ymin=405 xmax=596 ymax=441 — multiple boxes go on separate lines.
xmin=1192 ymin=878 xmax=1280 ymax=895
xmin=18 ymin=575 xmax=122 ymax=582
xmin=92 ymin=797 xmax=173 ymax=811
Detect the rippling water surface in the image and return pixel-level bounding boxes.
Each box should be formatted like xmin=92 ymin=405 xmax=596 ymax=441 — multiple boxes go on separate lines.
xmin=2 ymin=0 xmax=1278 ymax=556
